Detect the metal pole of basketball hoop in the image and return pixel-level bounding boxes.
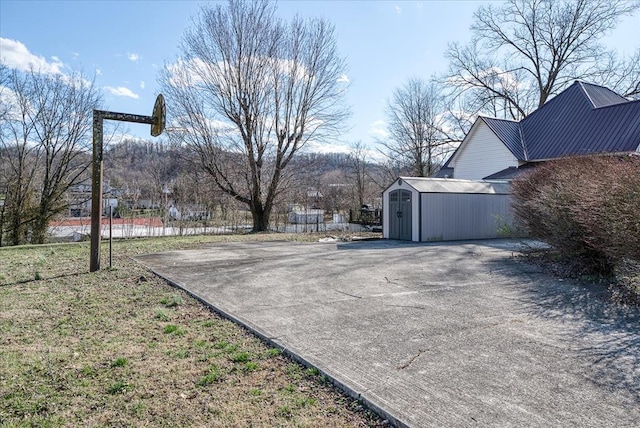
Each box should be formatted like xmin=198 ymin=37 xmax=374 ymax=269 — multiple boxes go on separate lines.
xmin=90 ymin=94 xmax=166 ymax=272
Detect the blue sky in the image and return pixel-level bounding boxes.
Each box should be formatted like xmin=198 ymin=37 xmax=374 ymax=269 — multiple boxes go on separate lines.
xmin=1 ymin=1 xmax=638 ymax=153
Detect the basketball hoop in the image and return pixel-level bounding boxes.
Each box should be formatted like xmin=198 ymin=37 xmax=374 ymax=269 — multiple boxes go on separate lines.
xmin=151 ymin=94 xmax=166 ymax=137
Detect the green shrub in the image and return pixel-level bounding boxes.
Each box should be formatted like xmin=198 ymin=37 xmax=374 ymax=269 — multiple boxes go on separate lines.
xmin=511 ymin=155 xmax=640 ymax=274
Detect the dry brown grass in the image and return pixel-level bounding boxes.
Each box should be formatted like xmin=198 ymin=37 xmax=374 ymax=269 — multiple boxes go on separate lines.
xmin=0 ymin=233 xmax=384 ymax=427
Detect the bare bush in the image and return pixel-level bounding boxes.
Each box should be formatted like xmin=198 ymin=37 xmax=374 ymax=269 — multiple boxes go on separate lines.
xmin=512 ymin=155 xmax=640 ymax=274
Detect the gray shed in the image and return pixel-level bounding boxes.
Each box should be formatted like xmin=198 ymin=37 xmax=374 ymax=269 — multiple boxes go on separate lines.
xmin=382 ymin=177 xmax=515 ymax=242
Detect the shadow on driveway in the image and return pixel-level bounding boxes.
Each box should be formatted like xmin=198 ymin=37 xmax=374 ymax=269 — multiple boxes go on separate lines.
xmin=136 ymin=239 xmax=640 ymax=427
xmin=487 ymin=253 xmax=640 ymax=402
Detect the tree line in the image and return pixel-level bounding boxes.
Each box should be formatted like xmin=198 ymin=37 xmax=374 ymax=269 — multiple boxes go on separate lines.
xmin=1 ymin=0 xmax=638 ymax=244
xmin=102 ymin=139 xmax=385 ymax=222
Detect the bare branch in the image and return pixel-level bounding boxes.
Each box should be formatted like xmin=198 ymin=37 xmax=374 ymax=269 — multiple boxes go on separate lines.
xmin=445 ymin=0 xmax=640 ymax=117
xmin=0 ymin=67 xmax=101 ymax=244
xmin=159 ymin=0 xmax=348 ymax=231
xmin=380 ymin=78 xmax=456 ymax=177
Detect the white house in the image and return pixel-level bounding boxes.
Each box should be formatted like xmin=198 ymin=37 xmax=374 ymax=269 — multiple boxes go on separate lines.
xmin=383 ymin=82 xmax=640 ymax=242
xmin=440 ymin=81 xmax=640 ymax=180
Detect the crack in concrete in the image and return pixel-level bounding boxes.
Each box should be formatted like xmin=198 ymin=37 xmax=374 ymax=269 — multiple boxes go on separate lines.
xmin=334 ymin=289 xmax=362 ymax=299
xmin=397 ymin=349 xmax=426 ymax=370
xmin=385 ymin=304 xmax=427 ymax=310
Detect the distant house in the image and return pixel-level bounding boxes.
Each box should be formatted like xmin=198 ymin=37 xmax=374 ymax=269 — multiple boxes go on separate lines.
xmin=439 ymin=81 xmax=640 ymax=180
xmin=289 ymin=209 xmax=324 ymax=224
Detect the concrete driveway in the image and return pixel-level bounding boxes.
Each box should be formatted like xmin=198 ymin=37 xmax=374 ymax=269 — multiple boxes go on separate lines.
xmin=135 ymin=239 xmax=640 ymax=427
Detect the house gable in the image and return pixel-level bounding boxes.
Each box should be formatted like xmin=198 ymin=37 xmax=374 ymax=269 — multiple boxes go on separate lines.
xmin=441 ymin=81 xmax=640 ymax=179
xmin=449 ymin=120 xmax=519 ymax=180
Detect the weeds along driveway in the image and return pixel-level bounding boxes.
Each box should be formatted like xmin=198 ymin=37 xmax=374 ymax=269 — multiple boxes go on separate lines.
xmin=135 ymin=239 xmax=640 ymax=427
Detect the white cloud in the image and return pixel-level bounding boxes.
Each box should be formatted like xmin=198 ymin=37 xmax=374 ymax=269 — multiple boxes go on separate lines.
xmin=204 ymin=117 xmax=236 ymax=133
xmin=0 ymin=85 xmax=24 ymax=121
xmin=96 ymin=68 xmax=102 ymax=76
xmin=140 ymin=81 xmax=145 ymax=89
xmin=0 ymin=37 xmax=65 ymax=74
xmin=169 ymin=115 xmax=237 ymax=135
xmin=108 ymin=133 xmax=149 ymax=146
xmin=302 ymin=141 xmax=385 ymax=160
xmin=104 ymin=86 xmax=139 ymax=99
xmin=337 ymin=73 xmax=350 ymax=84
xmin=165 ymin=58 xmax=206 ymax=88
xmin=395 ymin=5 xmax=402 ymax=14
xmin=127 ymin=53 xmax=139 ymax=62
xmin=0 ymin=39 xmax=90 ymax=89
xmin=166 ymin=56 xmax=315 ymax=91
xmin=369 ymin=119 xmax=389 ymax=139
xmin=365 ymin=148 xmax=388 ymax=163
xmin=304 ymin=141 xmax=352 ymax=155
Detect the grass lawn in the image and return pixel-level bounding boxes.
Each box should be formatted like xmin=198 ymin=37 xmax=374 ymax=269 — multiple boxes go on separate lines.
xmin=0 ymin=233 xmax=384 ymax=427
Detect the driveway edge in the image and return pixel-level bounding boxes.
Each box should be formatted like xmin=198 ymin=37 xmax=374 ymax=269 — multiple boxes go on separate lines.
xmin=138 ymin=260 xmax=410 ymax=428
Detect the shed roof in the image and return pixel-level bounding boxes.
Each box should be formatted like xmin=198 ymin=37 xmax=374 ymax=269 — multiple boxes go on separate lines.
xmin=393 ymin=177 xmax=511 ymax=195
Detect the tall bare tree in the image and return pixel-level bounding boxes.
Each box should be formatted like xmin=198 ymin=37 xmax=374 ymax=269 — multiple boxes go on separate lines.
xmin=446 ymin=0 xmax=640 ymax=120
xmin=0 ymin=67 xmax=100 ymax=245
xmin=159 ymin=0 xmax=348 ymax=232
xmin=346 ymin=142 xmax=370 ymax=209
xmin=0 ymin=67 xmax=38 ymax=245
xmin=380 ymin=78 xmax=454 ymax=177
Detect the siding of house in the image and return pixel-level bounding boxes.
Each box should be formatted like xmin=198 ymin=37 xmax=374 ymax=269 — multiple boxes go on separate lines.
xmin=452 ymin=121 xmax=519 ymax=180
xmin=420 ymin=193 xmax=514 ymax=241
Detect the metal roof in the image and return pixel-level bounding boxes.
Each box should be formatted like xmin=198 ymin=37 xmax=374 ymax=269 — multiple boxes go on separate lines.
xmin=433 ymin=166 xmax=454 ymax=178
xmin=522 ymin=83 xmax=640 ymax=160
xmin=579 ymin=82 xmax=629 ymax=108
xmin=482 ymin=163 xmax=537 ymax=180
xmin=397 ymin=177 xmax=511 ymax=195
xmin=477 ymin=81 xmax=640 ymax=161
xmin=481 ymin=117 xmax=525 ymax=159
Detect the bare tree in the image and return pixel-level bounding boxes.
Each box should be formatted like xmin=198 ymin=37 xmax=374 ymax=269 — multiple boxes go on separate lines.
xmin=159 ymin=0 xmax=348 ymax=232
xmin=0 ymin=67 xmax=39 ymax=245
xmin=446 ymin=0 xmax=640 ymax=119
xmin=346 ymin=142 xmax=370 ymax=209
xmin=0 ymin=67 xmax=100 ymax=244
xmin=380 ymin=78 xmax=455 ymax=177
xmin=317 ymin=169 xmax=349 ymax=213
xmin=598 ymin=49 xmax=640 ymax=100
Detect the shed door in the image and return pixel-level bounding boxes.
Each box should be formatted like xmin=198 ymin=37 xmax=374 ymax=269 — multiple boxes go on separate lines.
xmin=389 ymin=190 xmax=412 ymax=240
